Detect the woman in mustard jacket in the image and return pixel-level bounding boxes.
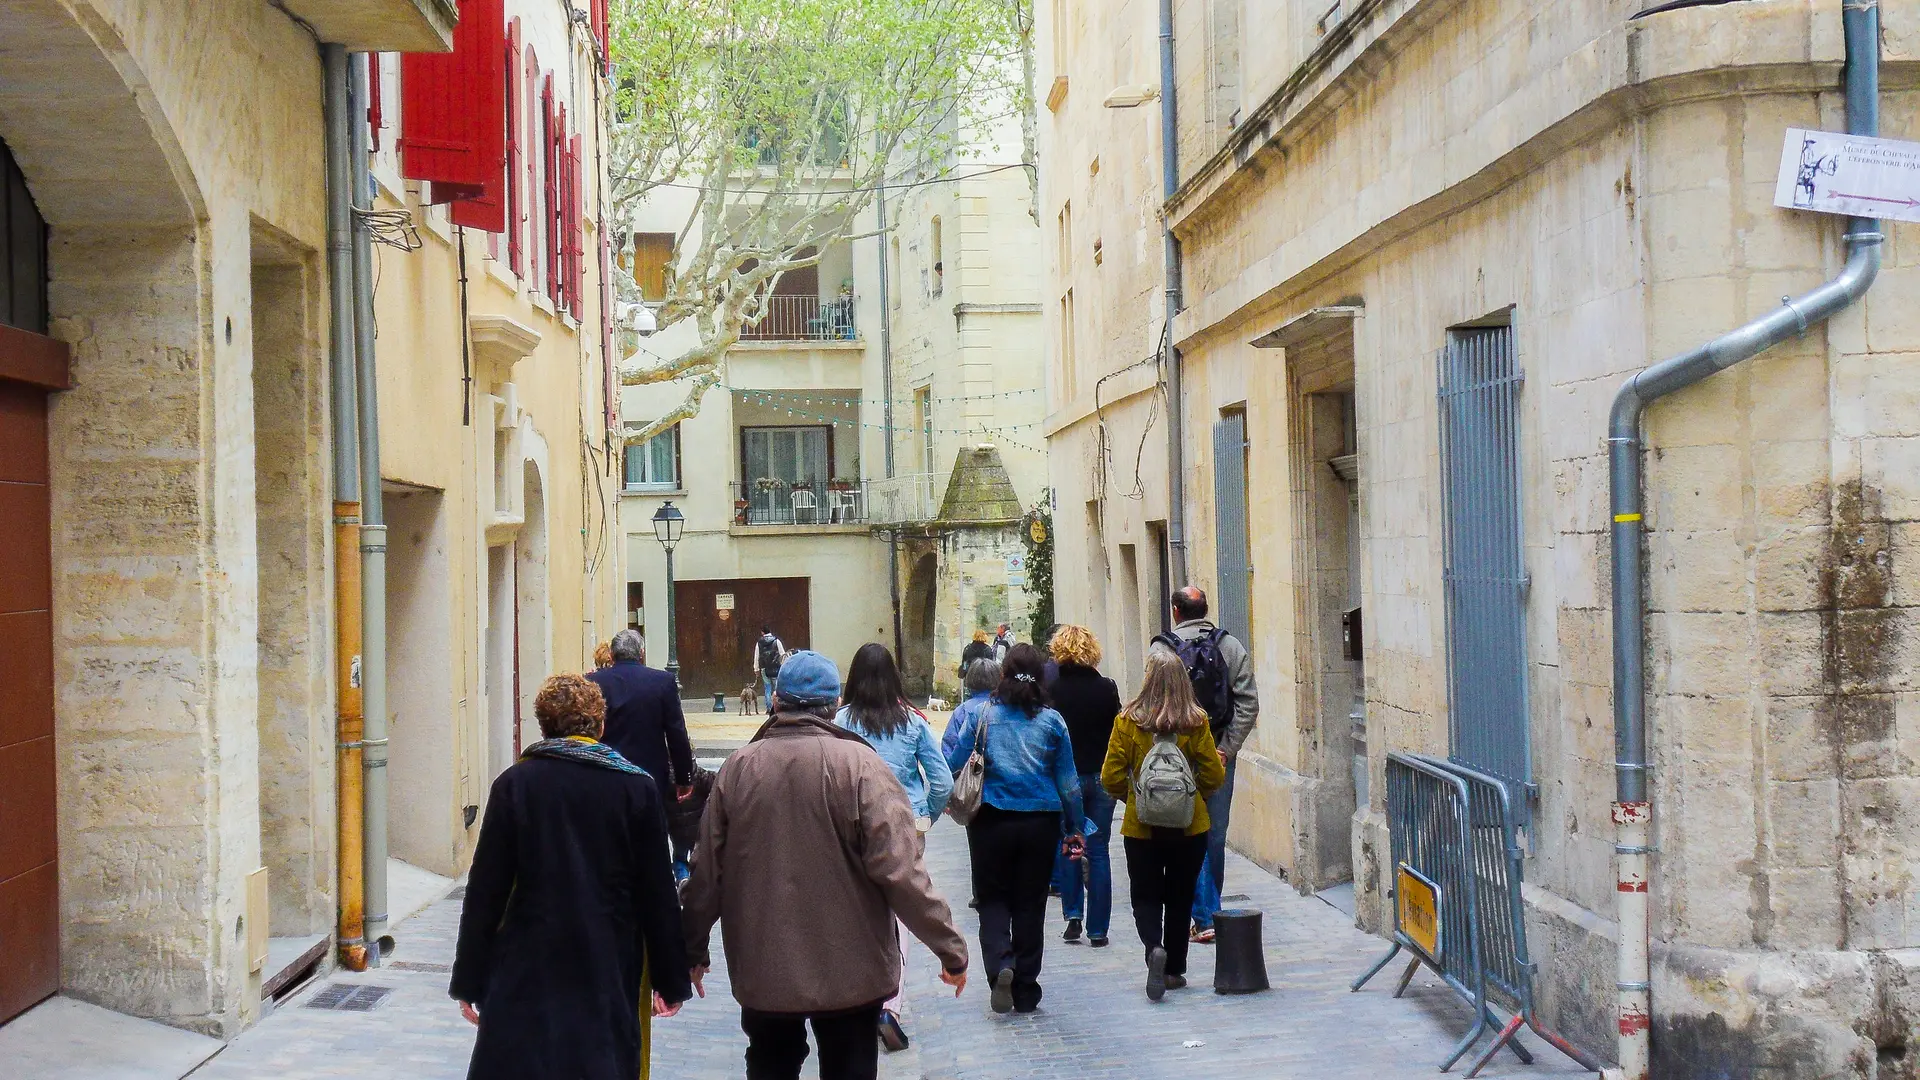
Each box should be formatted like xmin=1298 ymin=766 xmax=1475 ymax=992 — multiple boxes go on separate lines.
xmin=1101 ymin=644 xmax=1227 ymax=1001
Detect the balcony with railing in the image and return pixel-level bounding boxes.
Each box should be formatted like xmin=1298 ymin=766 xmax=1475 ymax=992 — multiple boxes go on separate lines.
xmin=864 ymin=472 xmax=940 ymax=525
xmin=739 ymin=293 xmax=859 ymax=342
xmin=731 ymin=479 xmax=870 ymax=527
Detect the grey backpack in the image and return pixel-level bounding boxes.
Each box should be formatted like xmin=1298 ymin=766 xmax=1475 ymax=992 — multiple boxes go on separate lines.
xmin=1132 ymin=733 xmax=1197 ymax=829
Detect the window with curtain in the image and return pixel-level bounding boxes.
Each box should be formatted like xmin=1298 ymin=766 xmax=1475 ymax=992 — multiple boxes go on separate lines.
xmin=742 ymin=426 xmax=831 ymax=522
xmin=623 ymin=426 xmax=680 ymax=491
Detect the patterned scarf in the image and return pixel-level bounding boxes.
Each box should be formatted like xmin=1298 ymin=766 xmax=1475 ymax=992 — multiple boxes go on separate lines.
xmin=520 ymin=735 xmax=651 ymax=776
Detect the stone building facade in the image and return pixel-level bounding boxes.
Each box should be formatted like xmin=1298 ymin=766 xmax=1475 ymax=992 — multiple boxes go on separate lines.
xmin=619 ymin=86 xmax=1047 ymax=700
xmin=1041 ymin=0 xmax=1920 ymax=1070
xmin=0 ymin=0 xmax=621 ymax=1041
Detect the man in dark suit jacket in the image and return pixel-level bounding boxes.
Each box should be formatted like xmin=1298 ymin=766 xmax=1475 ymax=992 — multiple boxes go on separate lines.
xmin=587 ymin=630 xmax=694 ymax=803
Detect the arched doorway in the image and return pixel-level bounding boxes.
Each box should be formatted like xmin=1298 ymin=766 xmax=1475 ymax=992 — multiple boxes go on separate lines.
xmin=902 ymin=552 xmax=938 ymax=698
xmin=0 ymin=0 xmax=215 ymax=1029
xmin=515 ymin=458 xmax=550 ymax=752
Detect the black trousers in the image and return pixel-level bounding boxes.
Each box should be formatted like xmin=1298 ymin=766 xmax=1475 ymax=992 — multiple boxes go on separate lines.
xmin=1124 ymin=830 xmax=1209 ymax=977
xmin=967 ymin=805 xmax=1060 ymax=1009
xmin=739 ymin=1001 xmax=883 ymax=1080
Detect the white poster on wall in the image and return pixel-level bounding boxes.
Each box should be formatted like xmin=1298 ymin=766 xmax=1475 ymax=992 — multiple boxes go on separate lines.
xmin=1775 ymin=127 xmax=1920 ymax=223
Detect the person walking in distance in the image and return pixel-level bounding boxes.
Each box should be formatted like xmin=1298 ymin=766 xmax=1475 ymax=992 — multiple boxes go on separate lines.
xmin=1045 ymin=626 xmax=1122 ymax=947
xmin=991 ymin=623 xmax=1014 ymax=664
xmin=1102 ymin=644 xmax=1227 ymax=1001
xmin=588 ymin=630 xmax=696 ymax=876
xmin=959 ymin=629 xmax=993 ymax=680
xmin=942 ymin=643 xmax=1082 ymax=1014
xmin=753 ymin=625 xmax=786 ymax=710
xmin=1155 ymin=586 xmax=1258 ymax=944
xmin=682 ymin=651 xmax=968 ymax=1080
xmin=835 ymin=642 xmax=954 ymax=1051
xmin=451 ymin=673 xmax=692 ymax=1079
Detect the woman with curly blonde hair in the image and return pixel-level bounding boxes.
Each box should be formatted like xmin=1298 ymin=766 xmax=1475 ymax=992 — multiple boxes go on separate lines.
xmin=452 ymin=673 xmax=692 ymax=1079
xmin=1046 ymin=625 xmax=1123 ymax=946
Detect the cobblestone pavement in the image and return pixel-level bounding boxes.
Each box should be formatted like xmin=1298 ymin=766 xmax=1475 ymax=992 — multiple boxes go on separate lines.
xmin=193 ymin=819 xmax=1595 ymax=1079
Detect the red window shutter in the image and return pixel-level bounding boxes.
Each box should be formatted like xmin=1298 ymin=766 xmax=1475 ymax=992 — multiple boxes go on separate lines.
xmin=545 ymin=78 xmax=561 ymax=304
xmin=590 ymin=0 xmax=609 ymax=73
xmin=504 ymin=19 xmax=522 ymax=273
xmin=400 ymin=0 xmax=505 ymax=192
xmin=600 ymin=234 xmax=616 ymax=429
xmin=569 ymin=133 xmax=585 ymax=319
xmin=368 ymin=53 xmax=383 ymax=152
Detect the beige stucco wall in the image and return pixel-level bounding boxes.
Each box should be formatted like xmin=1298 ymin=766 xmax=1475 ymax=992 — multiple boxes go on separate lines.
xmin=1046 ymin=0 xmax=1920 ymax=1067
xmin=369 ymin=3 xmax=625 ymax=879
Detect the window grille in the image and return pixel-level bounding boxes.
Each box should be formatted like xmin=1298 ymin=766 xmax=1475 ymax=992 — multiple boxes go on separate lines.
xmin=1438 ymin=324 xmax=1530 ymax=815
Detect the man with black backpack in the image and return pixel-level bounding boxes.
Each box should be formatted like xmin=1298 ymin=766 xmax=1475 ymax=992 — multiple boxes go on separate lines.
xmin=1151 ymin=586 xmax=1259 ymax=944
xmin=752 ymin=625 xmax=786 ymax=714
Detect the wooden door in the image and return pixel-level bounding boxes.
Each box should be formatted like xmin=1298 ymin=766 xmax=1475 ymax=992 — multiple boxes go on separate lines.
xmin=0 ymin=329 xmax=66 ymax=1023
xmin=673 ymin=577 xmax=810 ymax=698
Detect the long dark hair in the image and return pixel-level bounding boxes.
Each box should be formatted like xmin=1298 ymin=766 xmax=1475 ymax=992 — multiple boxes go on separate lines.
xmin=843 ymin=642 xmax=911 ymax=736
xmin=996 ymin=642 xmax=1049 ymax=715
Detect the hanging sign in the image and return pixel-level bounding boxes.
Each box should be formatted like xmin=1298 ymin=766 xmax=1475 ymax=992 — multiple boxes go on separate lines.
xmin=1775 ymin=128 xmax=1920 ymax=224
xmin=715 ymin=593 xmax=735 ymax=611
xmin=1028 ymin=516 xmax=1048 ymax=545
xmin=1397 ymin=863 xmax=1442 ymax=962
xmin=1005 ymin=553 xmax=1027 ymax=575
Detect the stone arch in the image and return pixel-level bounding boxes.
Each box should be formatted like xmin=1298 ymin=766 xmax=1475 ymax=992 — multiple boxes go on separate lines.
xmin=903 ymin=551 xmax=939 ymax=699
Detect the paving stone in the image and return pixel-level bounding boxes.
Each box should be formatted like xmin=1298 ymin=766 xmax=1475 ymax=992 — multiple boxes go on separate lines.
xmin=192 ymin=822 xmax=1596 ymax=1079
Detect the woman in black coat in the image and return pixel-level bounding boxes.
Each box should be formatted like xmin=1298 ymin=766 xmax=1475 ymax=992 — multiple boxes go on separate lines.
xmin=451 ymin=673 xmax=693 ymax=1080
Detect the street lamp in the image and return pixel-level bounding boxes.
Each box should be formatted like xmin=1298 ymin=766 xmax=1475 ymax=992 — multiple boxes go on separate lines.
xmin=651 ymin=501 xmax=685 ymax=691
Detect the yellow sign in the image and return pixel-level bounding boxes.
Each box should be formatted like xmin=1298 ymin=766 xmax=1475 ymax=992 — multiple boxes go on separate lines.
xmin=1397 ymin=864 xmax=1442 ymax=961
xmin=1028 ymin=516 xmax=1047 ymax=545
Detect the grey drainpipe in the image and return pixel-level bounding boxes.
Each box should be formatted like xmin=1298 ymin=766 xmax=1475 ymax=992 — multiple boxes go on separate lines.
xmin=349 ymin=52 xmax=392 ymax=962
xmin=1608 ymin=5 xmax=1881 ymax=1075
xmin=1158 ymin=0 xmax=1187 ymax=585
xmin=878 ymin=181 xmax=904 ymax=662
xmin=322 ymin=42 xmax=367 ymax=971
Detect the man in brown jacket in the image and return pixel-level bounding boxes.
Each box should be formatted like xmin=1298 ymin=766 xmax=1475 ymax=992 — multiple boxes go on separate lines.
xmin=681 ymin=649 xmax=968 ymax=1080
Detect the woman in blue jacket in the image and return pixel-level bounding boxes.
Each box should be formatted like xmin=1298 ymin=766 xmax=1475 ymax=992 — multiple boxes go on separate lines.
xmin=943 ymin=643 xmax=1083 ymax=1015
xmin=836 ymin=642 xmax=952 ymax=1049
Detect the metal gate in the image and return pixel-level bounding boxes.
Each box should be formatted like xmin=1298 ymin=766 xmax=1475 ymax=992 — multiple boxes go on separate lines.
xmin=1437 ymin=325 xmax=1530 ymax=813
xmin=1212 ymin=412 xmax=1251 ymax=648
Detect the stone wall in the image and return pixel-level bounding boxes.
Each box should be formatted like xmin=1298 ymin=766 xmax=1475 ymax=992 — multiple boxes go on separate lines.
xmin=1047 ymin=0 xmax=1920 ymax=1068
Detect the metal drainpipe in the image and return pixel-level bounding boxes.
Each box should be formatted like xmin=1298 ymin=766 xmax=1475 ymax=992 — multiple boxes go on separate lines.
xmin=324 ymin=43 xmax=369 ymax=973
xmin=349 ymin=52 xmax=393 ymax=962
xmin=1608 ymin=5 xmax=1881 ymax=1075
xmin=1158 ymin=0 xmax=1187 ymax=585
xmin=878 ymin=181 xmax=904 ymax=661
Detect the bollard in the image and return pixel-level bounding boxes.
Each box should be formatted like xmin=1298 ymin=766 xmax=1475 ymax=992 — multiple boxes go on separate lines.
xmin=712 ymin=693 xmax=726 ymax=713
xmin=1212 ymin=908 xmax=1269 ymax=993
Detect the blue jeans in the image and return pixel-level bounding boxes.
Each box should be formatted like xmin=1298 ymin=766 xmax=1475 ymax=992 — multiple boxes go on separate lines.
xmin=760 ymin=673 xmax=775 ymax=711
xmin=1054 ymin=776 xmax=1115 ymax=938
xmin=1191 ymin=755 xmax=1237 ymax=929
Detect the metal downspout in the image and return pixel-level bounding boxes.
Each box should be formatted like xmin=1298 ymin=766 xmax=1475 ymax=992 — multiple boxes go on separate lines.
xmin=1158 ymin=0 xmax=1186 ymax=585
xmin=1608 ymin=5 xmax=1881 ymax=1075
xmin=349 ymin=52 xmax=392 ymax=962
xmin=324 ymin=43 xmax=369 ymax=973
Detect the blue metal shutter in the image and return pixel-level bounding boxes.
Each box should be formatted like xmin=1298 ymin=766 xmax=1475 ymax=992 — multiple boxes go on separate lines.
xmin=1212 ymin=413 xmax=1251 ymax=651
xmin=1438 ymin=326 xmax=1530 ymax=814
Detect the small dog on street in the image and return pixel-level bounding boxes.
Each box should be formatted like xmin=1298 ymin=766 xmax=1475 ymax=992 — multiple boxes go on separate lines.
xmin=925 ymin=696 xmax=949 ymax=711
xmin=739 ymin=683 xmax=760 ymax=715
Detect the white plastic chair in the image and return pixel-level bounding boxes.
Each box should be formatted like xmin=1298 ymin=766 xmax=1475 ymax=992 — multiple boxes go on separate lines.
xmin=790 ymin=488 xmax=819 ymax=524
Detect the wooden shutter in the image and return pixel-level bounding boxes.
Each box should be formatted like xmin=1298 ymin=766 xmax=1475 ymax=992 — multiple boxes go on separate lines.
xmin=504 ymin=18 xmax=522 ymax=272
xmin=590 ymin=0 xmax=610 ymax=74
xmin=543 ymin=78 xmax=560 ymax=304
xmin=568 ymin=132 xmax=584 ymax=319
xmin=632 ymin=233 xmax=673 ymax=301
xmin=400 ymin=0 xmax=505 ymax=191
xmin=1211 ymin=413 xmax=1252 ymax=653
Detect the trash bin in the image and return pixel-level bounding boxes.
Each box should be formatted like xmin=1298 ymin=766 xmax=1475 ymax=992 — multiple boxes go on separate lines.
xmin=1212 ymin=908 xmax=1270 ymax=994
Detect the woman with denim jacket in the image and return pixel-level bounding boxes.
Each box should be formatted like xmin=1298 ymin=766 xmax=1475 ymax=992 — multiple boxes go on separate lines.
xmin=942 ymin=642 xmax=1083 ymax=1015
xmin=835 ymin=642 xmax=952 ymax=1050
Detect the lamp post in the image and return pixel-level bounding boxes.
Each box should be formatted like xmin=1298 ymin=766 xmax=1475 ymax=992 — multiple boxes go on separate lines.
xmin=651 ymin=501 xmax=685 ymax=692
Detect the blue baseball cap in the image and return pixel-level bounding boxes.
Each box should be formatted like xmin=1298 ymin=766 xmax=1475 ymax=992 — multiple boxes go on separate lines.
xmin=774 ymin=649 xmax=840 ymax=707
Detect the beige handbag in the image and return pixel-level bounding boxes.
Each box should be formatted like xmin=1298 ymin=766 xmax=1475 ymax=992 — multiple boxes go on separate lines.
xmin=946 ymin=707 xmax=991 ymax=825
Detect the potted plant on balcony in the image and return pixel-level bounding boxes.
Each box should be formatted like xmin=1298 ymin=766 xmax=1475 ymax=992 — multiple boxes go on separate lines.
xmin=826 ymin=477 xmax=854 ymax=492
